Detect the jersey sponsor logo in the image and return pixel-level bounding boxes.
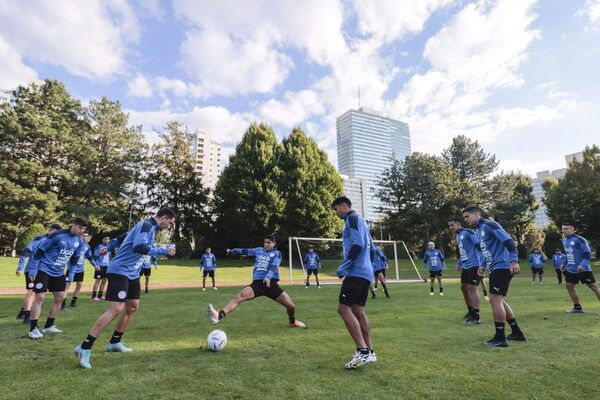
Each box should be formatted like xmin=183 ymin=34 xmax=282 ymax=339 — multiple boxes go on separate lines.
xmin=118 ymin=291 xmax=127 ymax=299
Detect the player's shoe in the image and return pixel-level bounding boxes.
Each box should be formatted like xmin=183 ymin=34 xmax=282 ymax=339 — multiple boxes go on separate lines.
xmin=92 ymin=297 xmax=101 ymax=302
xmin=465 ymin=318 xmax=481 ymax=325
xmin=344 ymin=352 xmax=370 ymax=369
xmin=539 ymin=282 xmax=543 ymax=285
xmin=384 ymin=291 xmax=390 ymax=298
xmin=565 ymin=307 xmax=584 ymax=313
xmin=371 ymin=293 xmax=377 ymax=299
xmin=484 ymin=296 xmax=490 ymax=301
xmin=317 ymin=285 xmax=321 ymax=289
xmin=42 ymin=325 xmax=63 ymax=333
xmin=202 ymin=288 xmax=206 ymax=291
xmin=74 ymin=345 xmax=92 ymax=369
xmin=70 ymin=302 xmax=77 ymax=308
xmin=213 ymin=287 xmax=218 ymax=291
xmin=484 ymin=338 xmax=508 ymax=347
xmin=22 ymin=314 xmax=31 ymax=324
xmin=366 ymin=351 xmax=377 ymax=363
xmin=106 ymin=342 xmax=133 ymax=352
xmin=440 ymin=292 xmax=444 ymax=296
xmin=289 ymin=320 xmax=306 ymax=328
xmin=506 ymin=332 xmax=527 ymax=341
xmin=16 ymin=311 xmax=24 ymax=320
xmin=305 ymin=285 xmax=309 ymax=289
xmin=207 ymin=304 xmax=219 ymax=325
xmin=429 ymin=292 xmax=434 ymax=296
xmin=29 ymin=328 xmax=43 ymax=339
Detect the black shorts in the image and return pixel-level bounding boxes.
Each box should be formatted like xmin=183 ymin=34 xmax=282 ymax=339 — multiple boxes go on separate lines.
xmin=374 ymin=269 xmax=386 ymax=277
xmin=203 ymin=270 xmax=215 ymax=278
xmin=249 ymin=279 xmax=284 ymax=300
xmin=140 ymin=268 xmax=152 ymax=277
xmin=95 ymin=266 xmax=108 ymax=280
xmin=531 ymin=267 xmax=544 ymax=275
xmin=24 ymin=274 xmax=35 ymax=290
xmin=105 ymin=273 xmax=141 ymax=302
xmin=73 ymin=271 xmax=84 ymax=282
xmin=33 ymin=270 xmax=66 ymax=293
xmin=461 ymin=268 xmax=481 ymax=285
xmin=339 ymin=276 xmax=370 ymax=307
xmin=306 ymin=269 xmax=318 ymax=276
xmin=565 ymin=271 xmax=596 ymax=284
xmin=429 ymin=270 xmax=442 ymax=278
xmin=489 ymin=269 xmax=513 ymax=296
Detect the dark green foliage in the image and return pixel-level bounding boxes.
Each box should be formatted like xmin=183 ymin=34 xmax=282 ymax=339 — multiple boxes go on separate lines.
xmin=543 ymin=224 xmax=563 ymax=257
xmin=14 ymin=223 xmax=46 ymax=254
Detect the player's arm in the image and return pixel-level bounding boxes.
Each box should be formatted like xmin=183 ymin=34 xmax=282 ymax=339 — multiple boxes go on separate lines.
xmin=231 ymin=247 xmax=259 ymax=257
xmin=316 ymin=253 xmax=321 ymax=269
xmin=438 ymin=251 xmax=446 ymax=270
xmin=345 ymin=214 xmax=364 ymax=262
xmin=29 ymin=235 xmax=58 ymax=279
xmin=85 ymin=246 xmax=98 ymax=268
xmin=423 ymin=252 xmax=429 ymax=270
xmin=336 ymin=258 xmax=352 ymax=278
xmin=212 ymin=254 xmax=216 ymax=269
xmin=577 ymin=238 xmax=592 ymax=272
xmin=66 ymin=242 xmax=84 ymax=282
xmin=16 ymin=243 xmax=34 ymax=275
xmin=133 ymin=224 xmax=171 ymax=257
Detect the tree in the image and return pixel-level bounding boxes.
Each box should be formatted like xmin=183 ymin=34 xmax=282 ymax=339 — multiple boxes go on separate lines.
xmin=543 ymin=146 xmax=600 ymax=250
xmin=543 ymin=224 xmax=563 ymax=257
xmin=522 ymin=225 xmax=545 ymax=256
xmin=277 ymin=128 xmax=344 ymax=241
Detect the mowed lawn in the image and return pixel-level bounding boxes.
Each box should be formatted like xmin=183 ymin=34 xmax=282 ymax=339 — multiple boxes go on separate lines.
xmin=2 ymin=275 xmax=600 ymax=399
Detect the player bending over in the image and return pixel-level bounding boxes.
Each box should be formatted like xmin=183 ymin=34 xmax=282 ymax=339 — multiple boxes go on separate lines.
xmin=63 ymin=233 xmax=98 ymax=309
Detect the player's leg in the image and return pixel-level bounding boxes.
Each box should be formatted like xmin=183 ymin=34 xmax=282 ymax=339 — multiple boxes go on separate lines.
xmin=92 ymin=277 xmax=100 ymax=300
xmin=202 ymin=272 xmax=207 ymax=290
xmin=144 ymin=275 xmax=150 ymax=293
xmin=29 ymin=291 xmax=47 ymax=337
xmin=429 ymin=275 xmax=435 ymax=295
xmin=352 ymin=305 xmax=372 ymax=350
xmin=539 ymin=269 xmax=543 ymax=284
xmin=369 ymin=282 xmax=377 ymax=299
xmin=337 ymin=277 xmax=373 ymax=368
xmin=305 ymin=270 xmax=310 ymax=287
xmin=71 ymin=282 xmax=82 ymax=306
xmin=43 ymin=290 xmax=66 ymax=332
xmin=211 ymin=271 xmax=216 ymax=289
xmin=532 ymin=270 xmax=536 ymax=283
xmin=502 ymin=300 xmax=526 ymax=341
xmin=488 ymin=294 xmax=507 ymax=344
xmin=338 ymin=303 xmax=367 ymax=347
xmin=565 ymin=279 xmax=583 ymax=312
xmin=109 ymin=298 xmax=140 ymax=351
xmin=61 ymin=282 xmax=70 ymax=310
xmin=378 ymin=272 xmax=389 ymax=297
xmin=315 ymin=270 xmax=320 ymax=287
xmin=208 ymin=286 xmax=255 ymax=324
xmin=585 ymin=282 xmax=600 ymax=301
xmin=466 ymin=285 xmax=480 ymax=323
xmin=274 ymin=291 xmax=305 ymax=327
xmin=461 ymin=282 xmax=471 ymax=316
xmin=437 ymin=274 xmax=444 ymax=295
xmin=480 ymin=278 xmax=489 ymax=300
xmin=555 ymin=269 xmax=562 ymax=284
xmin=98 ymin=276 xmax=107 ymax=299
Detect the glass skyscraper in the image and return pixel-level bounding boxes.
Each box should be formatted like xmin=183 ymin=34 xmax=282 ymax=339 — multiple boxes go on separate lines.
xmin=336 ymin=107 xmax=411 ymax=221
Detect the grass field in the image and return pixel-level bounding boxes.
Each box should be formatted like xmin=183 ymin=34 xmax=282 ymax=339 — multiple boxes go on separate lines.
xmin=2 ymin=273 xmax=600 ymax=399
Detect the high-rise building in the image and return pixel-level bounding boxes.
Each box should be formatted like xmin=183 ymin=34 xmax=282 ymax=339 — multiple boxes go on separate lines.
xmin=336 ymin=107 xmax=411 ymax=221
xmin=0 ymin=89 xmax=16 ymax=107
xmin=532 ymin=151 xmax=584 ymax=228
xmin=185 ymin=130 xmax=222 ymax=189
xmin=340 ymin=175 xmax=368 ymax=218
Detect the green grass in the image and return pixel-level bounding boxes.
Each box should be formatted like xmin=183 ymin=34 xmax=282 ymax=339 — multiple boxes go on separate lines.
xmin=2 ymin=278 xmax=600 ymax=399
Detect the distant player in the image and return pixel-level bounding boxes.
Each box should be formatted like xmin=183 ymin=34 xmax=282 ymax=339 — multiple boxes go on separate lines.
xmin=201 ymin=247 xmax=217 ymax=291
xmin=207 ymin=235 xmax=306 ymax=329
xmin=529 ymin=248 xmax=546 ymax=284
xmin=424 ymin=242 xmax=446 ymax=296
xmin=27 ymin=217 xmax=88 ymax=339
xmin=331 ymin=196 xmax=377 ymax=369
xmin=463 ymin=206 xmax=526 ymax=347
xmin=74 ymin=208 xmax=176 ymax=369
xmin=304 ymin=247 xmax=321 ymax=288
xmin=373 ymin=246 xmax=390 ymax=298
xmin=552 ymin=249 xmax=566 ymax=284
xmin=15 ymin=224 xmax=61 ymax=324
xmin=560 ymin=223 xmax=600 ymax=313
xmin=63 ymin=233 xmax=98 ymax=309
xmin=92 ymin=236 xmax=112 ymax=301
xmin=448 ymin=218 xmax=482 ymax=324
xmin=140 ymin=254 xmax=158 ymax=294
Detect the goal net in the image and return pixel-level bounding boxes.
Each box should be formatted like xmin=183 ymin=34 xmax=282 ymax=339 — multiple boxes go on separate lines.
xmin=287 ymin=237 xmax=424 ymax=285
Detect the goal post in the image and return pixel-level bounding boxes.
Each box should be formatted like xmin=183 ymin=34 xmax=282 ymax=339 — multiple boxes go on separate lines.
xmin=288 ymin=236 xmax=424 ymax=285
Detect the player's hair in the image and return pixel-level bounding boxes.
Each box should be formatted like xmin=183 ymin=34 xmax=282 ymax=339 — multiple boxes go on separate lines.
xmin=206 ymin=247 xmax=211 ymax=250
xmin=427 ymin=241 xmax=435 ymax=246
xmin=556 ymin=248 xmax=561 ymax=252
xmin=156 ymin=208 xmax=177 ymax=219
xmin=49 ymin=223 xmax=62 ymax=230
xmin=447 ymin=217 xmax=462 ymax=224
xmin=74 ymin=216 xmax=88 ymax=227
xmin=331 ymin=196 xmax=352 ymax=208
xmin=561 ymin=222 xmax=574 ymax=227
xmin=462 ymin=205 xmax=481 ymax=214
xmin=265 ymin=234 xmax=276 ymax=243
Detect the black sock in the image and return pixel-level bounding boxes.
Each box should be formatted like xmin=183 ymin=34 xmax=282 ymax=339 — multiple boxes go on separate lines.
xmin=71 ymin=297 xmax=78 ymax=305
xmin=494 ymin=321 xmax=505 ymax=340
xmin=44 ymin=317 xmax=55 ymax=328
xmin=507 ymin=318 xmax=522 ymax=334
xmin=440 ymin=287 xmax=444 ymax=293
xmin=17 ymin=307 xmax=25 ymax=317
xmin=92 ymin=291 xmax=97 ymax=298
xmin=61 ymin=299 xmax=66 ymax=307
xmin=30 ymin=319 xmax=38 ymax=332
xmin=483 ymin=289 xmax=488 ymax=296
xmin=382 ymin=283 xmax=388 ymax=292
xmin=430 ymin=286 xmax=434 ymax=293
xmin=287 ymin=308 xmax=296 ymax=324
xmin=374 ymin=283 xmax=378 ymax=288
xmin=468 ymin=306 xmax=473 ymax=314
xmin=98 ymin=290 xmax=103 ymax=298
xmin=574 ymin=303 xmax=582 ymax=310
xmin=218 ymin=310 xmax=226 ymax=320
xmin=358 ymin=347 xmax=370 ymax=355
xmin=81 ymin=334 xmax=96 ymax=350
xmin=473 ymin=308 xmax=480 ymax=319
xmin=109 ymin=330 xmax=124 ymax=344
xmin=23 ymin=310 xmax=31 ymax=318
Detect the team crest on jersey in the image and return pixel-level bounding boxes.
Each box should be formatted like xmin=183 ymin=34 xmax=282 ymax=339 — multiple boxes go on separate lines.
xmin=74 ymin=242 xmax=79 ymax=248
xmin=480 ymin=231 xmax=485 ymax=237
xmin=460 ymin=235 xmax=464 ymax=240
xmin=570 ymin=241 xmax=575 ymax=245
xmin=270 ymin=253 xmax=275 ymax=258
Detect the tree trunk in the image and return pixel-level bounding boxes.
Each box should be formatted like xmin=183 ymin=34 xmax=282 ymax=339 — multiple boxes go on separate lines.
xmin=10 ymin=218 xmax=22 ymax=257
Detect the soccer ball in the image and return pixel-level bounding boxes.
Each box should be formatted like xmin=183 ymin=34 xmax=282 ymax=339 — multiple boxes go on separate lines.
xmin=207 ymin=329 xmax=227 ymax=351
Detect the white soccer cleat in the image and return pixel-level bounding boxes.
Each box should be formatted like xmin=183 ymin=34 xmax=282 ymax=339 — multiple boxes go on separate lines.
xmin=202 ymin=288 xmax=206 ymax=291
xmin=213 ymin=287 xmax=218 ymax=291
xmin=29 ymin=328 xmax=43 ymax=339
xmin=344 ymin=352 xmax=370 ymax=369
xmin=366 ymin=352 xmax=377 ymax=363
xmin=440 ymin=292 xmax=444 ymax=296
xmin=42 ymin=325 xmax=63 ymax=333
xmin=207 ymin=304 xmax=219 ymax=325
xmin=429 ymin=292 xmax=434 ymax=296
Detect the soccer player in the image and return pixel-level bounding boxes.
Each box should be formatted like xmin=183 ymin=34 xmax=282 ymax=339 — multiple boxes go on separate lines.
xmin=207 ymin=235 xmax=306 ymax=330
xmin=92 ymin=236 xmax=112 ymax=301
xmin=27 ymin=217 xmax=88 ymax=339
xmin=15 ymin=224 xmax=61 ymax=324
xmin=373 ymin=245 xmax=390 ymax=298
xmin=304 ymin=247 xmax=321 ymax=288
xmin=424 ymin=242 xmax=446 ymax=296
xmin=201 ymin=247 xmax=217 ymax=291
xmin=462 ymin=206 xmax=526 ymax=347
xmin=330 ymin=196 xmax=377 ymax=369
xmin=448 ymin=218 xmax=482 ymax=324
xmin=139 ymin=254 xmax=157 ymax=294
xmin=63 ymin=233 xmax=98 ymax=309
xmin=529 ymin=248 xmax=546 ymax=284
xmin=552 ymin=249 xmax=566 ymax=284
xmin=560 ymin=223 xmax=600 ymax=313
xmin=74 ymin=208 xmax=176 ymax=369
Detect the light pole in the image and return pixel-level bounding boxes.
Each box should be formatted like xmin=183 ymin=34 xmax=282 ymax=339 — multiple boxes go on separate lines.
xmin=119 ymin=192 xmax=134 ymax=230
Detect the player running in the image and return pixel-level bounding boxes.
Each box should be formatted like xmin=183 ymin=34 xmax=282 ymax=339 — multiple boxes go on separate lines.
xmin=74 ymin=208 xmax=176 ymax=369
xmin=529 ymin=248 xmax=546 ymax=284
xmin=552 ymin=249 xmax=566 ymax=284
xmin=373 ymin=246 xmax=390 ymax=298
xmin=560 ymin=223 xmax=600 ymax=313
xmin=92 ymin=236 xmax=112 ymax=301
xmin=207 ymin=234 xmax=306 ymax=329
xmin=463 ymin=206 xmax=526 ymax=347
xmin=304 ymin=247 xmax=321 ymax=288
xmin=201 ymin=247 xmax=217 ymax=291
xmin=424 ymin=242 xmax=446 ymax=296
xmin=63 ymin=233 xmax=98 ymax=309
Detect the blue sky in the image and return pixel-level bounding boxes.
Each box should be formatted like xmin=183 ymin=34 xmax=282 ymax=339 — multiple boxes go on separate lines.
xmin=1 ymin=0 xmax=599 ymax=176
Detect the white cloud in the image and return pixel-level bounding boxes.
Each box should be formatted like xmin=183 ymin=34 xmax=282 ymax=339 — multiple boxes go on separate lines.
xmin=0 ymin=0 xmax=140 ymax=80
xmin=127 ymin=73 xmax=153 ymax=98
xmin=576 ymin=0 xmax=600 ymax=31
xmin=156 ymin=77 xmax=189 ymax=97
xmin=0 ymin=37 xmax=38 ymax=88
xmin=259 ymin=90 xmax=325 ymax=128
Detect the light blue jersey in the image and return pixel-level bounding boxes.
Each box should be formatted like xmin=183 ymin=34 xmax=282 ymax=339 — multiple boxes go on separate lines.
xmin=552 ymin=253 xmax=566 ymax=270
xmin=475 ymin=219 xmax=518 ymax=271
xmin=75 ymin=243 xmax=97 ymax=273
xmin=456 ymin=228 xmax=482 ymax=270
xmin=373 ymin=247 xmax=388 ymax=272
xmin=94 ymin=243 xmax=112 ymax=267
xmin=30 ymin=229 xmax=85 ymax=280
xmin=231 ymin=247 xmax=281 ymax=281
xmin=423 ymin=250 xmax=445 ymax=272
xmin=337 ymin=210 xmax=375 ymax=282
xmin=201 ymin=253 xmax=217 ymax=271
xmin=304 ymin=252 xmax=320 ymax=270
xmin=17 ymin=234 xmax=46 ymax=273
xmin=528 ymin=252 xmax=546 ymax=269
xmin=562 ymin=234 xmax=592 ymax=273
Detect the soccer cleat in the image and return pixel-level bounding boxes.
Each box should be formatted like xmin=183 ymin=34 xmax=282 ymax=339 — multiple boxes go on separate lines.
xmin=317 ymin=286 xmax=321 ymax=289
xmin=429 ymin=292 xmax=434 ymax=296
xmin=202 ymin=288 xmax=206 ymax=291
xmin=344 ymin=352 xmax=370 ymax=369
xmin=92 ymin=297 xmax=101 ymax=302
xmin=484 ymin=296 xmax=490 ymax=301
xmin=207 ymin=304 xmax=219 ymax=325
xmin=507 ymin=332 xmax=527 ymax=341
xmin=106 ymin=342 xmax=133 ymax=352
xmin=565 ymin=308 xmax=584 ymax=313
xmin=484 ymin=338 xmax=508 ymax=347
xmin=70 ymin=302 xmax=77 ymax=308
xmin=144 ymin=288 xmax=149 ymax=294
xmin=305 ymin=285 xmax=309 ymax=289
xmin=366 ymin=352 xmax=377 ymax=363
xmin=213 ymin=287 xmax=218 ymax=291
xmin=29 ymin=328 xmax=43 ymax=339
xmin=463 ymin=312 xmax=471 ymax=320
xmin=22 ymin=315 xmax=31 ymax=324
xmin=465 ymin=318 xmax=481 ymax=325
xmin=74 ymin=345 xmax=92 ymax=369
xmin=440 ymin=292 xmax=444 ymax=296
xmin=16 ymin=311 xmax=24 ymax=320
xmin=371 ymin=293 xmax=377 ymax=299
xmin=289 ymin=320 xmax=306 ymax=328
xmin=42 ymin=325 xmax=63 ymax=333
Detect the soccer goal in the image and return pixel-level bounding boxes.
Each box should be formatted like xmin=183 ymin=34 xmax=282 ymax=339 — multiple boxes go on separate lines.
xmin=287 ymin=237 xmax=424 ymax=285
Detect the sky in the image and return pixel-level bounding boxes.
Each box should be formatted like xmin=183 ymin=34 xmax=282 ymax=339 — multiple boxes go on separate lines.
xmin=1 ymin=0 xmax=599 ymax=177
